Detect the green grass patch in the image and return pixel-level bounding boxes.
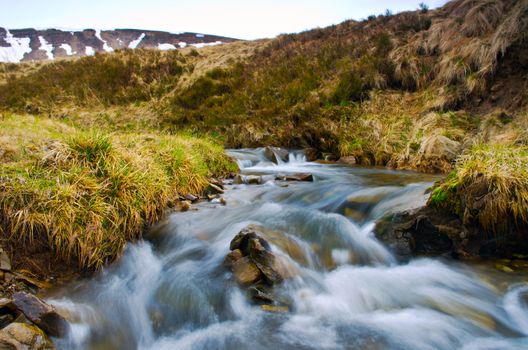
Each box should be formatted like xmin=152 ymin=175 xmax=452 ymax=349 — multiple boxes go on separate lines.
xmin=0 ymin=114 xmax=236 ymax=269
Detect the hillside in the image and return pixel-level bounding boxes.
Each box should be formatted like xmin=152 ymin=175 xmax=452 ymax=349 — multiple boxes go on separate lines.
xmin=0 ymin=27 xmax=238 ymax=63
xmin=1 ymin=0 xmax=528 ymax=271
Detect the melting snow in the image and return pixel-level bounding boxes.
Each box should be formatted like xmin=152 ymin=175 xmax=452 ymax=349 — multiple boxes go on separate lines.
xmin=95 ymin=29 xmax=113 ymax=52
xmin=38 ymin=36 xmax=54 ymax=60
xmin=128 ymin=33 xmax=145 ymax=49
xmin=85 ymin=46 xmax=95 ymax=56
xmin=0 ymin=29 xmax=32 ymax=63
xmin=191 ymin=41 xmax=222 ymax=49
xmin=178 ymin=42 xmax=187 ymax=48
xmin=59 ymin=43 xmax=75 ymax=55
xmin=158 ymin=43 xmax=176 ymax=50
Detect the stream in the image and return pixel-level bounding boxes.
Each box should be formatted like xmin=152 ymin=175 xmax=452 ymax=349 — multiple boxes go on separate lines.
xmin=50 ymin=148 xmax=528 ymax=350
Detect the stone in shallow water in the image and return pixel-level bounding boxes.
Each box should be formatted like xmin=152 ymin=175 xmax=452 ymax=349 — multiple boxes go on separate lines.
xmin=264 ymin=146 xmax=289 ymax=164
xmin=12 ymin=292 xmax=69 ymax=338
xmin=0 ymin=322 xmax=54 ymax=350
xmin=249 ymin=238 xmax=284 ymax=285
xmin=207 ymin=183 xmax=224 ymax=194
xmin=337 ymin=156 xmax=357 ymax=165
xmin=224 ymin=249 xmax=243 ymax=266
xmin=232 ymin=257 xmax=262 ymax=285
xmin=276 ymin=173 xmax=314 ymax=182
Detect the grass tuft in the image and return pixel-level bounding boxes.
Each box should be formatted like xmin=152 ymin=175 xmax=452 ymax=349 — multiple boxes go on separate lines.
xmin=0 ymin=115 xmax=236 ymax=269
xmin=429 ymin=143 xmax=528 ymax=234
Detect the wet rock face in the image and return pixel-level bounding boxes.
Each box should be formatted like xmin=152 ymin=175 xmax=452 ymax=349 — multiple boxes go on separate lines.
xmin=304 ymin=148 xmax=320 ymax=161
xmin=377 ymin=205 xmax=528 ymax=260
xmin=12 ymin=292 xmax=69 ymax=338
xmin=225 ymin=227 xmax=290 ymax=308
xmin=264 ymin=147 xmax=289 ymax=164
xmin=376 ymin=206 xmax=460 ymax=259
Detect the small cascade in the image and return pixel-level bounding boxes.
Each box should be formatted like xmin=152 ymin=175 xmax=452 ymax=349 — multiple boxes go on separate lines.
xmin=50 ymin=148 xmax=528 ymax=350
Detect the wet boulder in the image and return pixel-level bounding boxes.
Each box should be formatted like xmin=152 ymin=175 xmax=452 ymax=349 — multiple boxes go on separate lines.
xmin=0 ymin=322 xmax=54 ymax=350
xmin=337 ymin=156 xmax=357 ymax=165
xmin=230 ymin=227 xmax=271 ymax=254
xmin=232 ymin=257 xmax=262 ymax=285
xmin=304 ymin=148 xmax=320 ymax=162
xmin=322 ymin=153 xmax=338 ymax=161
xmin=233 ymin=174 xmax=263 ymax=185
xmin=183 ymin=193 xmax=198 ymax=202
xmin=376 ymin=206 xmax=464 ymax=260
xmin=225 ymin=227 xmax=291 ymax=306
xmin=12 ymin=292 xmax=69 ymax=338
xmin=276 ymin=173 xmax=314 ymax=182
xmin=264 ymin=147 xmax=289 ymax=164
xmin=248 ymin=238 xmax=284 ymax=285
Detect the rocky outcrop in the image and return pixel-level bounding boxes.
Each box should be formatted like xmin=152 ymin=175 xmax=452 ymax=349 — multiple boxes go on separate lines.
xmin=225 ymin=227 xmax=292 ymax=310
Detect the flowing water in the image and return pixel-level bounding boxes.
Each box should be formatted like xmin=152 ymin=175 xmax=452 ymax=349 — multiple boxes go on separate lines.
xmin=50 ymin=148 xmax=528 ymax=350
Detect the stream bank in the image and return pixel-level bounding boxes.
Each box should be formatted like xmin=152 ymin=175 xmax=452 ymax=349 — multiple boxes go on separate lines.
xmin=38 ymin=148 xmax=528 ymax=350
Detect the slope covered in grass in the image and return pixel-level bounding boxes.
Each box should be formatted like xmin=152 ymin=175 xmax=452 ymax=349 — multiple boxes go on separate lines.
xmin=0 ymin=114 xmax=236 ymax=269
xmin=2 ymin=1 xmax=525 ymax=173
xmin=0 ymin=0 xmax=527 ymax=246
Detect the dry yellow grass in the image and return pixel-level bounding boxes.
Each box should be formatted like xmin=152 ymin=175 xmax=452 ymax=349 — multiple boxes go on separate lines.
xmin=0 ymin=114 xmax=236 ymax=269
xmin=430 ymin=143 xmax=528 ymax=233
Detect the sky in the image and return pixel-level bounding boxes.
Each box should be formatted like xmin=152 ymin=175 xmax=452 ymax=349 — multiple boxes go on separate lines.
xmin=1 ymin=0 xmax=449 ymax=40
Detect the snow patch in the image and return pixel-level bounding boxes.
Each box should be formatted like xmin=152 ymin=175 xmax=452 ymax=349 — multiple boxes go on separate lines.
xmin=85 ymin=46 xmax=95 ymax=56
xmin=128 ymin=33 xmax=145 ymax=49
xmin=196 ymin=34 xmax=205 ymax=38
xmin=59 ymin=43 xmax=75 ymax=56
xmin=0 ymin=29 xmax=31 ymax=63
xmin=158 ymin=43 xmax=176 ymax=50
xmin=95 ymin=29 xmax=113 ymax=52
xmin=178 ymin=42 xmax=187 ymax=48
xmin=191 ymin=41 xmax=222 ymax=49
xmin=38 ymin=36 xmax=54 ymax=60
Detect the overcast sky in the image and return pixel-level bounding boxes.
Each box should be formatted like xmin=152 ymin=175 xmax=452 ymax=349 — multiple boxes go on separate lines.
xmin=2 ymin=0 xmax=448 ymax=39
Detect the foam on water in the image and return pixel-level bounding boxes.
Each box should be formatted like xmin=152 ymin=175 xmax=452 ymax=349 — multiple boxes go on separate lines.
xmin=50 ymin=148 xmax=528 ymax=349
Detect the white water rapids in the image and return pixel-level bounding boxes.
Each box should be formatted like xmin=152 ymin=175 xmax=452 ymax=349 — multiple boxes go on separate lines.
xmin=50 ymin=148 xmax=528 ymax=349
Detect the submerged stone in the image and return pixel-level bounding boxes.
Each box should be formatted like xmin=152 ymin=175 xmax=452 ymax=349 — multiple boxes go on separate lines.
xmin=260 ymin=305 xmax=289 ymax=313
